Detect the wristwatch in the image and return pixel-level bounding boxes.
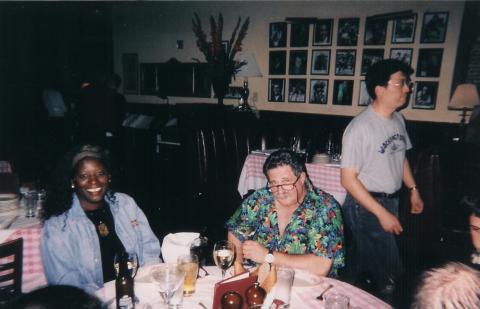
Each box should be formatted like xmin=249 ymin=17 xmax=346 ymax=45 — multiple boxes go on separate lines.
xmin=265 ymin=248 xmax=275 ymax=270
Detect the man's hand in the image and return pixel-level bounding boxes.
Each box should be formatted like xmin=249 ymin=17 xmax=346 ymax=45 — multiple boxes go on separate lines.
xmin=242 ymin=240 xmax=268 ymax=263
xmin=378 ymin=211 xmax=403 ymax=235
xmin=410 ymin=190 xmax=424 ymax=214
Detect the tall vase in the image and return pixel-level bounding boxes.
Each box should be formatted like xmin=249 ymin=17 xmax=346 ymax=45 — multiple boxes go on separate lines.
xmin=211 ymin=69 xmax=230 ymax=106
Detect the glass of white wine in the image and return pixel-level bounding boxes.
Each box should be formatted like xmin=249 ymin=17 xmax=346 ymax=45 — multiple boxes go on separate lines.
xmin=213 ymin=240 xmax=236 ymax=279
xmin=114 ymin=251 xmax=139 ymax=278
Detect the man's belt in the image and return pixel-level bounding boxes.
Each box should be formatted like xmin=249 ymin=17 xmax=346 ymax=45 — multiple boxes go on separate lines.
xmin=369 ymin=190 xmax=401 ymax=199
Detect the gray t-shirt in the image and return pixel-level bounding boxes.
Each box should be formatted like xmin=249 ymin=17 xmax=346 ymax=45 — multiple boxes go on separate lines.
xmin=341 ymin=105 xmax=412 ymax=193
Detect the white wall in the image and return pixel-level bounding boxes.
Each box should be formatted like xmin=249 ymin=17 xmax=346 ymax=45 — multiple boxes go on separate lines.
xmin=112 ymin=1 xmax=465 ymax=123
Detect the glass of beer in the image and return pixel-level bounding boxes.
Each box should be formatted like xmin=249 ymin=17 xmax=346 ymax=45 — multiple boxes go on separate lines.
xmin=177 ymin=254 xmax=199 ymax=296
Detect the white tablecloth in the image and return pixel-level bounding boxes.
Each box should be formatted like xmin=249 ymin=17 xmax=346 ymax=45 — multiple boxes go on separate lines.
xmin=96 ymin=265 xmax=391 ymax=309
xmin=238 ymin=154 xmax=347 ymax=205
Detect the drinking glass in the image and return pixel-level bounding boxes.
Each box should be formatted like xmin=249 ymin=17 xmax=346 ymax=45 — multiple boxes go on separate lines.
xmin=237 ymin=224 xmax=256 ymax=268
xmin=150 ymin=263 xmax=185 ymax=309
xmin=325 ymin=293 xmax=349 ymax=309
xmin=213 ymin=240 xmax=235 ymax=279
xmin=24 ymin=191 xmax=37 ymax=218
xmin=114 ymin=252 xmax=139 ymax=278
xmin=177 ymin=254 xmax=199 ymax=296
xmin=275 ymin=267 xmax=295 ymax=307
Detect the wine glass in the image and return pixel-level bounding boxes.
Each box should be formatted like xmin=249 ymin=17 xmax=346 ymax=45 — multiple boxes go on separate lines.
xmin=190 ymin=236 xmax=209 ymax=277
xmin=213 ymin=240 xmax=236 ymax=279
xmin=237 ymin=223 xmax=257 ymax=268
xmin=114 ymin=252 xmax=139 ymax=278
xmin=150 ymin=263 xmax=185 ymax=308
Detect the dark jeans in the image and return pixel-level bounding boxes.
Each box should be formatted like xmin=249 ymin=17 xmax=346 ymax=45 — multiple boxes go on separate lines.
xmin=343 ymin=193 xmax=405 ymax=289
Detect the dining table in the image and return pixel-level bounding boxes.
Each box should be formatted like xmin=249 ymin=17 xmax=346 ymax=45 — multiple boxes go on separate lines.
xmin=238 ymin=153 xmax=347 ymax=205
xmin=96 ymin=265 xmax=391 ymax=309
xmin=0 ymin=207 xmax=47 ymax=293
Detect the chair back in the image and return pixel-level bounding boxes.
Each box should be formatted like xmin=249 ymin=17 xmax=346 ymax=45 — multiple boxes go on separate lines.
xmin=0 ymin=238 xmax=23 ymax=299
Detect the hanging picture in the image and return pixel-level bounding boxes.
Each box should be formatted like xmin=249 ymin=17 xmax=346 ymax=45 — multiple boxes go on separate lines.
xmin=268 ymin=78 xmax=285 ymax=102
xmin=337 ymin=18 xmax=359 ymax=46
xmin=290 ymin=23 xmax=309 ymax=47
xmin=333 ymin=80 xmax=354 ymax=105
xmin=416 ymin=48 xmax=443 ymax=77
xmin=421 ymin=12 xmax=449 ymax=43
xmin=390 ymin=48 xmax=413 ymax=66
xmin=358 ymin=80 xmax=372 ymax=106
xmin=335 ymin=50 xmax=356 ymax=76
xmin=269 ymin=22 xmax=287 ymax=48
xmin=288 ymin=78 xmax=307 ymax=103
xmin=309 ymin=79 xmax=328 ymax=104
xmin=413 ymin=81 xmax=438 ymax=110
xmin=269 ymin=50 xmax=286 ymax=75
xmin=313 ymin=19 xmax=333 ymax=46
xmin=392 ymin=14 xmax=417 ymax=43
xmin=311 ymin=50 xmax=330 ymax=75
xmin=361 ymin=49 xmax=384 ymax=75
xmin=289 ymin=50 xmax=308 ymax=75
xmin=364 ymin=17 xmax=387 ymax=45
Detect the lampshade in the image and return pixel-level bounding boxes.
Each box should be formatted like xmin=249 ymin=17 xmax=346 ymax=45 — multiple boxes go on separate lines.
xmin=449 ymin=84 xmax=479 ymax=110
xmin=235 ymin=52 xmax=262 ymax=78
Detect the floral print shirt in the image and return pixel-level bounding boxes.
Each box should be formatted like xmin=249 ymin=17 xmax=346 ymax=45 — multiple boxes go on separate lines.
xmin=225 ymin=180 xmax=345 ymax=277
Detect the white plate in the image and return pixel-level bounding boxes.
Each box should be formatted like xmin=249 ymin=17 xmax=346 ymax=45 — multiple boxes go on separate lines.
xmin=293 ymin=269 xmax=323 ymax=287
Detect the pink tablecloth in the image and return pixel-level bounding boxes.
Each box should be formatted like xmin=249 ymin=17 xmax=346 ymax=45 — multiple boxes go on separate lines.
xmin=3 ymin=225 xmax=47 ymax=292
xmin=238 ymin=153 xmax=346 ymax=204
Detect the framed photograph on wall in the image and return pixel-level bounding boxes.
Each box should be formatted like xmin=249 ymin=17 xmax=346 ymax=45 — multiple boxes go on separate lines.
xmin=268 ymin=78 xmax=285 ymax=102
xmin=392 ymin=14 xmax=417 ymax=43
xmin=337 ymin=18 xmax=359 ymax=46
xmin=313 ymin=19 xmax=333 ymax=46
xmin=290 ymin=23 xmax=309 ymax=47
xmin=361 ymin=49 xmax=384 ymax=75
xmin=269 ymin=50 xmax=286 ymax=75
xmin=358 ymin=80 xmax=372 ymax=106
xmin=390 ymin=48 xmax=413 ymax=66
xmin=421 ymin=12 xmax=448 ymax=43
xmin=309 ymin=79 xmax=328 ymax=104
xmin=288 ymin=79 xmax=307 ymax=103
xmin=335 ymin=50 xmax=356 ymax=76
xmin=364 ymin=17 xmax=387 ymax=45
xmin=311 ymin=50 xmax=330 ymax=75
xmin=413 ymin=81 xmax=438 ymax=110
xmin=416 ymin=48 xmax=443 ymax=77
xmin=289 ymin=50 xmax=308 ymax=75
xmin=333 ymin=80 xmax=354 ymax=105
xmin=122 ymin=53 xmax=139 ymax=94
xmin=269 ymin=22 xmax=287 ymax=48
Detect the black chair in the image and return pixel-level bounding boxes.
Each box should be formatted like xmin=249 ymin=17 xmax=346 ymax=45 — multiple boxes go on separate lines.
xmin=0 ymin=238 xmax=23 ymax=302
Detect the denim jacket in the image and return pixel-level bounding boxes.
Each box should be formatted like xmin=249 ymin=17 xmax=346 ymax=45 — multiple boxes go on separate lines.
xmin=41 ymin=192 xmax=161 ymax=293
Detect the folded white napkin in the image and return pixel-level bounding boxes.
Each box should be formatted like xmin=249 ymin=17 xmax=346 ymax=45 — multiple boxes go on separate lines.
xmin=161 ymin=232 xmax=199 ymax=263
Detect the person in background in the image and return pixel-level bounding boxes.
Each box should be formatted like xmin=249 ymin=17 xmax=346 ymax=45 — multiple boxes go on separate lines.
xmin=41 ymin=144 xmax=160 ymax=293
xmin=410 ymin=262 xmax=480 ymax=309
xmin=340 ymin=59 xmax=424 ymax=299
xmin=226 ymin=149 xmax=344 ymax=277
xmin=463 ymin=194 xmax=480 ymax=269
xmin=11 ymin=285 xmax=105 ymax=309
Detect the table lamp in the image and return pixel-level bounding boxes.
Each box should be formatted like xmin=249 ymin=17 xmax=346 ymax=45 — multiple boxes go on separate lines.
xmin=235 ymin=52 xmax=262 ymax=111
xmin=449 ymin=84 xmax=479 ymax=125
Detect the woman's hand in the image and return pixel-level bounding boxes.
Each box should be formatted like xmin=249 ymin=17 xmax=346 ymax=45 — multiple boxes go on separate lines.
xmin=242 ymin=240 xmax=268 ymax=263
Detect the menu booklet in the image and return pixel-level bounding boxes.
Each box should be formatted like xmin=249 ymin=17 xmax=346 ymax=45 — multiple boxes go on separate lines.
xmin=212 ymin=271 xmax=258 ymax=309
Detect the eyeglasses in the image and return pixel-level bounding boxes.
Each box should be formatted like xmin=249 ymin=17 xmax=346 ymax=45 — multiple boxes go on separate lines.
xmin=267 ymin=175 xmax=301 ymax=193
xmin=388 ymin=79 xmax=414 ymax=89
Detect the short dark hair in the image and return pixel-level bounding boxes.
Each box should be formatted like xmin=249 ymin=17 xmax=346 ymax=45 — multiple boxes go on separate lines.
xmin=463 ymin=194 xmax=480 ymax=217
xmin=365 ymin=59 xmax=414 ymax=100
xmin=12 ymin=285 xmax=105 ymax=309
xmin=263 ymin=149 xmax=306 ymax=177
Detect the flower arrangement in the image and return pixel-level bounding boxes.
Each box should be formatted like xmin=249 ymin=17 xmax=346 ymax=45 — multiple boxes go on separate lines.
xmin=192 ymin=13 xmax=250 ymax=104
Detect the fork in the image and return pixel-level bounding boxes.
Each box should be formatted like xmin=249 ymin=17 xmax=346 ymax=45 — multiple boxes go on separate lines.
xmin=316 ymin=284 xmax=333 ymax=301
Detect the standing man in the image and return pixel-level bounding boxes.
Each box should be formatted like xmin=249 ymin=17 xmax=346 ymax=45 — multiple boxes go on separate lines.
xmin=340 ymin=59 xmax=424 ymax=300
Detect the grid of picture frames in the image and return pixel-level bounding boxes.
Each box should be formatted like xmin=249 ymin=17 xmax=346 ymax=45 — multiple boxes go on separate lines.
xmin=267 ymin=11 xmax=449 ymax=110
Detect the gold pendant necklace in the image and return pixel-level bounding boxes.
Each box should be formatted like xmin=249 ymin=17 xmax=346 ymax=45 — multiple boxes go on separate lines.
xmin=98 ymin=221 xmax=109 ymax=237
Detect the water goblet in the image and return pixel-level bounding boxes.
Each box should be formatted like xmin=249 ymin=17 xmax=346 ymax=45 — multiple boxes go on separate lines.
xmin=114 ymin=251 xmax=139 ymax=278
xmin=150 ymin=263 xmax=185 ymax=309
xmin=213 ymin=240 xmax=236 ymax=279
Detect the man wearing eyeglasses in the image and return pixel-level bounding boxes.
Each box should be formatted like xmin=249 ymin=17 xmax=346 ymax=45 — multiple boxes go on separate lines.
xmin=225 ymin=149 xmax=344 ymax=277
xmin=340 ymin=59 xmax=424 ymax=300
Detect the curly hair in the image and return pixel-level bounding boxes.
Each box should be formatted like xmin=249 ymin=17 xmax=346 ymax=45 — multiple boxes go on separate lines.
xmin=262 ymin=148 xmax=306 ymax=177
xmin=42 ymin=144 xmax=118 ymax=221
